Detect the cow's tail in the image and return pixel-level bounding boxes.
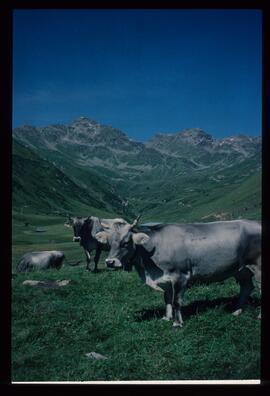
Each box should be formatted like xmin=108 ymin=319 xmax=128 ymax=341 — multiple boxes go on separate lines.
xmin=64 ymin=259 xmax=82 ymax=267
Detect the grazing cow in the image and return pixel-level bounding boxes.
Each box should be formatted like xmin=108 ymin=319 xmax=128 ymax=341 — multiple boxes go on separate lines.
xmin=95 ymin=218 xmax=261 ymax=327
xmin=65 ymin=216 xmax=127 ymax=272
xmin=16 ymin=251 xmax=66 ymax=273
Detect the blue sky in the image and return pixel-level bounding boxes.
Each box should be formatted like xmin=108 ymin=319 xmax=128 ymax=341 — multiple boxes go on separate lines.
xmin=13 ymin=9 xmax=262 ymax=141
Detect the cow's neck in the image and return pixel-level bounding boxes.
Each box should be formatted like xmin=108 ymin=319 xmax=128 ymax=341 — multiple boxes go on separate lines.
xmin=81 ymin=236 xmax=96 ymax=251
xmin=133 ymin=245 xmax=163 ymax=283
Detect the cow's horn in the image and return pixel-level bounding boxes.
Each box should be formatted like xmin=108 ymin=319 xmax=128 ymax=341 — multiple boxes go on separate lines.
xmin=131 ymin=215 xmax=141 ymax=229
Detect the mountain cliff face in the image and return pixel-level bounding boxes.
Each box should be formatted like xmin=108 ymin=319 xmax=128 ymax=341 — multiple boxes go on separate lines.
xmin=13 ymin=117 xmax=261 ymax=221
xmin=14 ymin=119 xmax=260 ymax=173
xmin=146 ymin=128 xmax=261 ymax=165
xmin=13 ymin=117 xmax=143 ymax=153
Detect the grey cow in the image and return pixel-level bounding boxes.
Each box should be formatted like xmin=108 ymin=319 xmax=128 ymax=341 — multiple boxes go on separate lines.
xmin=16 ymin=251 xmax=66 ymax=273
xmin=95 ymin=218 xmax=261 ymax=327
xmin=65 ymin=216 xmax=127 ymax=272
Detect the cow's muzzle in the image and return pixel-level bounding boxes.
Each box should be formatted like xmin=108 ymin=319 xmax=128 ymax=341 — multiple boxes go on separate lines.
xmin=73 ymin=236 xmax=81 ymax=242
xmin=105 ymin=258 xmax=122 ymax=268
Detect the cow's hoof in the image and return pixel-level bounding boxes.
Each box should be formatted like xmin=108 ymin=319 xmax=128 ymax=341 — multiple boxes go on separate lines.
xmin=172 ymin=321 xmax=183 ymax=328
xmin=232 ymin=308 xmax=242 ymax=316
xmin=161 ymin=316 xmax=171 ymax=321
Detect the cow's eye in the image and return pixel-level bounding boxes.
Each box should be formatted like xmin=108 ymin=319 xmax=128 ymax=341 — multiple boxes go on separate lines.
xmin=121 ymin=241 xmax=129 ymax=247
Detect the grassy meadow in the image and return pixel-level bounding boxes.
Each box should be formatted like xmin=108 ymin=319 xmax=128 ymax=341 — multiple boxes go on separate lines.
xmin=11 ymin=212 xmax=261 ymax=382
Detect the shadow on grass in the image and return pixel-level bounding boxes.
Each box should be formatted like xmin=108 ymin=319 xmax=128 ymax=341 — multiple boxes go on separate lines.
xmin=134 ymin=296 xmax=260 ymax=322
xmin=76 ymin=267 xmax=108 ymax=273
xmin=91 ymin=268 xmax=108 ymax=273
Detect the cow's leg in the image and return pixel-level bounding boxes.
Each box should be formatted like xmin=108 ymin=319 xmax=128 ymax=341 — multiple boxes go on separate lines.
xmin=84 ymin=250 xmax=91 ymax=271
xmin=172 ymin=281 xmax=186 ymax=328
xmin=233 ymin=267 xmax=254 ymax=316
xmin=162 ymin=284 xmax=173 ymax=321
xmin=93 ymin=247 xmax=102 ymax=273
xmin=246 ymin=255 xmax=261 ymax=319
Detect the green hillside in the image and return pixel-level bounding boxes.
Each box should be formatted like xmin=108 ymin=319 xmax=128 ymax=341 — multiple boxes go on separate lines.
xmin=12 ymin=139 xmax=124 ymax=218
xmin=122 ymin=154 xmax=261 ymax=223
xmin=146 ymin=171 xmax=261 ymax=223
xmin=12 ymin=119 xmax=261 ymax=224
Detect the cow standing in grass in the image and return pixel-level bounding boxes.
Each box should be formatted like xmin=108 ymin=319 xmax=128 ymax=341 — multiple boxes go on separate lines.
xmin=95 ymin=218 xmax=261 ymax=327
xmin=65 ymin=216 xmax=127 ymax=272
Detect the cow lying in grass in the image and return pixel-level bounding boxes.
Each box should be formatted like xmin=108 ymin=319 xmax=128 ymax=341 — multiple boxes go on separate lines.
xmin=16 ymin=250 xmax=81 ymax=273
xmin=16 ymin=251 xmax=66 ymax=272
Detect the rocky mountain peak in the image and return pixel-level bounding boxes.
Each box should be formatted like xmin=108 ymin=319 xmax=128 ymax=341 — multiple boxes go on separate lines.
xmin=68 ymin=117 xmax=131 ymax=142
xmin=70 ymin=116 xmax=99 ymax=128
xmin=151 ymin=128 xmax=212 ymax=140
xmin=178 ymin=128 xmax=213 ymax=144
xmin=147 ymin=128 xmax=214 ymax=149
xmin=13 ymin=124 xmax=37 ymax=134
xmin=69 ymin=117 xmax=101 ymax=137
xmin=13 ymin=118 xmax=261 ymax=169
xmin=220 ymin=134 xmax=261 ymax=143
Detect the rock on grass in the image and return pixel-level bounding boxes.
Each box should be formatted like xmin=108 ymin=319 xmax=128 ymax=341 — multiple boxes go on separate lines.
xmin=22 ymin=279 xmax=71 ymax=288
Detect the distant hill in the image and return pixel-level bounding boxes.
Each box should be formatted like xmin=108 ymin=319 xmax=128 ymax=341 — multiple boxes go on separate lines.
xmin=13 ymin=117 xmax=261 ymax=222
xmin=12 ymin=139 xmax=126 ymax=218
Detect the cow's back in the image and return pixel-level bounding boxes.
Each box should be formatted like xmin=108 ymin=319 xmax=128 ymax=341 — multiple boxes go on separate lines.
xmin=149 ymin=221 xmax=242 ymax=256
xmin=145 ymin=220 xmax=260 ymax=281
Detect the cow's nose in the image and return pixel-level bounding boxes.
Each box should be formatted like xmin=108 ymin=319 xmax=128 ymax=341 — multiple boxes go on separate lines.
xmin=73 ymin=236 xmax=81 ymax=242
xmin=105 ymin=259 xmax=115 ymax=267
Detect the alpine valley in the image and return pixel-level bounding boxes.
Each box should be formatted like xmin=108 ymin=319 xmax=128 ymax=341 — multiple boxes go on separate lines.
xmin=13 ymin=117 xmax=261 ymax=223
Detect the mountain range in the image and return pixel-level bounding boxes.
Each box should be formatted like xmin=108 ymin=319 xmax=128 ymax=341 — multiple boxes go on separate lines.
xmin=13 ymin=117 xmax=261 ymax=222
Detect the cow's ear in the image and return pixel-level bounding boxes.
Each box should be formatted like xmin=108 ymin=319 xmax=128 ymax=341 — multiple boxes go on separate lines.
xmin=100 ymin=222 xmax=111 ymax=230
xmin=132 ymin=233 xmax=150 ymax=245
xmin=113 ymin=219 xmax=128 ymax=226
xmin=95 ymin=231 xmax=109 ymax=244
xmin=64 ymin=223 xmax=71 ymax=228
